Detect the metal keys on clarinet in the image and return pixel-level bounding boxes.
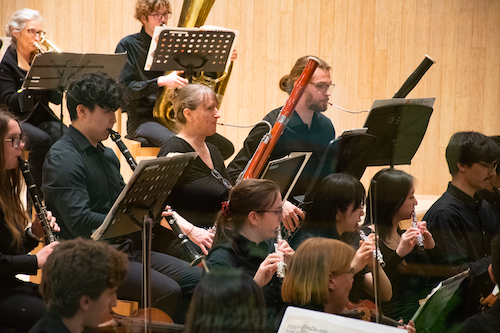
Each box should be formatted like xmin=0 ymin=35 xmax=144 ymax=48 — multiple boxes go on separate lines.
xmin=18 ymin=157 xmax=58 ymax=244
xmin=412 ymin=210 xmax=425 ymax=250
xmin=164 ymin=210 xmax=204 ymax=266
xmin=359 ymin=229 xmax=385 ymax=267
xmin=108 ymin=129 xmax=138 ymax=171
xmin=275 ymin=226 xmax=287 ymax=278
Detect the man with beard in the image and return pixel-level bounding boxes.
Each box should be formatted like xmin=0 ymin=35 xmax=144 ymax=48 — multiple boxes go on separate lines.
xmin=227 ymin=56 xmax=335 ymax=232
xmin=424 ymin=131 xmax=500 ymax=326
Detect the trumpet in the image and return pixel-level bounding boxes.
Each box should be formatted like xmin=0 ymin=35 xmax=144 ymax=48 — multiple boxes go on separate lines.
xmin=412 ymin=210 xmax=425 ymax=250
xmin=275 ymin=226 xmax=286 ymax=278
xmin=359 ymin=229 xmax=385 ymax=267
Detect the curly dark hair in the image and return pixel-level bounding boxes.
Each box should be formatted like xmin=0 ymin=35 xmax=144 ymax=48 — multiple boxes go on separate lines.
xmin=66 ymin=72 xmax=128 ymax=121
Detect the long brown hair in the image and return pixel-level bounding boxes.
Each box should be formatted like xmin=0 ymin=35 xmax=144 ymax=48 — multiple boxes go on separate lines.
xmin=279 ymin=55 xmax=331 ymax=95
xmin=213 ymin=179 xmax=280 ymax=247
xmin=0 ymin=108 xmax=29 ymax=249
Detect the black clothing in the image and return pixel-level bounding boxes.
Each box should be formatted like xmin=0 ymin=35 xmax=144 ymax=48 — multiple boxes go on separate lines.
xmin=115 ymin=28 xmax=234 ymax=159
xmin=227 ymin=107 xmax=335 ymax=197
xmin=478 ymin=188 xmax=500 ymax=221
xmin=42 ymin=126 xmax=201 ymax=322
xmin=460 ymin=298 xmax=500 ymax=333
xmin=424 ymin=183 xmax=500 ymax=319
xmin=206 ymin=233 xmax=283 ymax=322
xmin=0 ymin=207 xmax=46 ymax=332
xmin=28 ymin=313 xmax=71 ymax=333
xmin=0 ymin=44 xmax=66 ymax=192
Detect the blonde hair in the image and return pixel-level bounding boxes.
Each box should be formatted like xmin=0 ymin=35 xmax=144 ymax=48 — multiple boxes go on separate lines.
xmin=281 ymin=237 xmax=354 ymax=306
xmin=171 ymin=84 xmax=218 ymax=125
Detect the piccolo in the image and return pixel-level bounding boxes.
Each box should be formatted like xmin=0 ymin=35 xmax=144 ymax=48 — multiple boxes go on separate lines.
xmin=275 ymin=226 xmax=287 ymax=278
xmin=412 ymin=210 xmax=425 ymax=250
xmin=18 ymin=157 xmax=58 ymax=244
xmin=359 ymin=229 xmax=385 ymax=267
xmin=164 ymin=210 xmax=204 ymax=267
xmin=108 ymin=129 xmax=137 ymax=171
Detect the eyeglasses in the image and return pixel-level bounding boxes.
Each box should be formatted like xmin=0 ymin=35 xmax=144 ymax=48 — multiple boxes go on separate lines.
xmin=333 ymin=267 xmax=355 ymax=276
xmin=478 ymin=162 xmax=498 ymax=173
xmin=149 ymin=12 xmax=172 ymax=20
xmin=25 ymin=29 xmax=45 ymax=38
xmin=211 ymin=169 xmax=232 ymax=190
xmin=309 ymin=82 xmax=335 ymax=93
xmin=255 ymin=208 xmax=283 ymax=217
xmin=4 ymin=134 xmax=24 ymax=149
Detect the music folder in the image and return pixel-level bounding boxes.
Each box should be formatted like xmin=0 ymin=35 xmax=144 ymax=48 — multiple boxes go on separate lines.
xmin=91 ymin=153 xmax=197 ymax=241
xmin=260 ymin=152 xmax=312 ymax=202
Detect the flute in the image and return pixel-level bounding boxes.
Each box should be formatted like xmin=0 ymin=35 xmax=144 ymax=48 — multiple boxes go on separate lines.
xmin=18 ymin=157 xmax=58 ymax=244
xmin=359 ymin=229 xmax=385 ymax=267
xmin=275 ymin=226 xmax=287 ymax=278
xmin=412 ymin=210 xmax=425 ymax=250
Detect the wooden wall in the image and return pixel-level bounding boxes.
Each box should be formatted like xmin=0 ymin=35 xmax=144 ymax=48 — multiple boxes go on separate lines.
xmin=2 ymin=0 xmax=500 ymax=196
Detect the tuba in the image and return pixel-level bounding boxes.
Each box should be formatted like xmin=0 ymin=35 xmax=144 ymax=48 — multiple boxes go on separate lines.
xmin=153 ymin=0 xmax=233 ymax=132
xmin=33 ymin=32 xmax=61 ymax=54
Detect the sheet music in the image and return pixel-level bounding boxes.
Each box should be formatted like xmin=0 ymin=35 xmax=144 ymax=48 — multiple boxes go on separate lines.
xmin=278 ymin=307 xmax=401 ymax=333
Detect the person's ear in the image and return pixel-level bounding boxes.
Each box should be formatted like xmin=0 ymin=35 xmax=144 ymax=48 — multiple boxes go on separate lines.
xmin=328 ymin=273 xmax=336 ymax=291
xmin=457 ymin=162 xmax=467 ymax=172
xmin=76 ymin=104 xmax=87 ymax=119
xmin=80 ymin=295 xmax=91 ymax=311
xmin=183 ymin=108 xmax=193 ymax=122
xmin=488 ymin=264 xmax=496 ymax=284
xmin=247 ymin=211 xmax=259 ymax=227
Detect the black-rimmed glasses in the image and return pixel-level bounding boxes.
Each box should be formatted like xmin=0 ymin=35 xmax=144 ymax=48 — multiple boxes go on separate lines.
xmin=478 ymin=161 xmax=498 ymax=173
xmin=26 ymin=29 xmax=45 ymax=38
xmin=4 ymin=134 xmax=24 ymax=149
xmin=149 ymin=12 xmax=172 ymax=20
xmin=255 ymin=208 xmax=284 ymax=217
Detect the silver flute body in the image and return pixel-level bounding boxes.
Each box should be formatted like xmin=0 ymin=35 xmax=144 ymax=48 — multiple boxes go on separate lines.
xmin=18 ymin=157 xmax=58 ymax=244
xmin=275 ymin=226 xmax=287 ymax=278
xmin=359 ymin=229 xmax=385 ymax=267
xmin=412 ymin=210 xmax=425 ymax=250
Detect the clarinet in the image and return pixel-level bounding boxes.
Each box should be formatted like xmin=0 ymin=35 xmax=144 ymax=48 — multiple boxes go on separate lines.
xmin=108 ymin=129 xmax=138 ymax=171
xmin=18 ymin=157 xmax=58 ymax=244
xmin=412 ymin=210 xmax=425 ymax=250
xmin=164 ymin=210 xmax=204 ymax=267
xmin=359 ymin=229 xmax=385 ymax=267
xmin=275 ymin=226 xmax=287 ymax=278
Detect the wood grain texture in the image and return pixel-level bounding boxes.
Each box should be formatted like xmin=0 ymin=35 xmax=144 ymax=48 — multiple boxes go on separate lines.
xmin=2 ymin=0 xmax=500 ymax=195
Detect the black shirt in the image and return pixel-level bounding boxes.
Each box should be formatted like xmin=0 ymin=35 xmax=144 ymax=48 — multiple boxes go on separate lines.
xmin=42 ymin=126 xmax=123 ymax=240
xmin=28 ymin=313 xmax=71 ymax=333
xmin=227 ymin=107 xmax=335 ymax=197
xmin=460 ymin=299 xmax=500 ymax=333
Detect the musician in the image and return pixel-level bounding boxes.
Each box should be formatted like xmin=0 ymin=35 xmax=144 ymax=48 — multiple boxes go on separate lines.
xmin=363 ymin=169 xmax=436 ymax=323
xmin=41 ymin=72 xmax=202 ymax=323
xmin=227 ymin=55 xmax=335 ymax=231
xmin=424 ymin=132 xmax=500 ymax=322
xmin=478 ymin=136 xmax=500 ymax=218
xmin=276 ymin=238 xmax=415 ymax=333
xmin=184 ymin=268 xmax=268 ymax=333
xmin=0 ymin=9 xmax=67 ymax=195
xmin=0 ymin=108 xmax=60 ymax=333
xmin=290 ymin=173 xmax=392 ymax=304
xmin=115 ymin=0 xmax=234 ymax=159
xmin=206 ymin=179 xmax=294 ymax=323
xmin=154 ymin=84 xmax=229 ymax=260
xmin=28 ymin=238 xmax=128 ymax=333
xmin=461 ymin=234 xmax=500 ymax=333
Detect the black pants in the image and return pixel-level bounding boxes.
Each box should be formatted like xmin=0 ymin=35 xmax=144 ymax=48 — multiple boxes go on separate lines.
xmin=0 ymin=283 xmax=46 ymax=333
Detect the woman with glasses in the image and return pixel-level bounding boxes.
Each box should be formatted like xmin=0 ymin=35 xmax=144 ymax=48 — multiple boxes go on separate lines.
xmin=154 ymin=84 xmax=231 ymax=260
xmin=0 ymin=108 xmax=60 ymax=332
xmin=290 ymin=173 xmax=392 ymax=305
xmin=206 ymin=178 xmax=294 ymax=324
xmin=362 ymin=168 xmax=437 ymax=323
xmin=0 ymin=9 xmax=67 ymax=195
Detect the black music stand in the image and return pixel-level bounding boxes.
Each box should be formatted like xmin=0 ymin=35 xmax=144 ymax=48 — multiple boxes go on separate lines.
xmin=22 ymin=52 xmax=127 ymax=134
xmin=146 ymin=27 xmax=237 ymax=80
xmin=92 ymin=153 xmax=197 ymax=332
xmin=363 ymin=104 xmax=433 ymax=168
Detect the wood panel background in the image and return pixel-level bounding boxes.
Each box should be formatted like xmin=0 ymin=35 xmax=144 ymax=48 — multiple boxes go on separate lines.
xmin=2 ymin=0 xmax=500 ymax=196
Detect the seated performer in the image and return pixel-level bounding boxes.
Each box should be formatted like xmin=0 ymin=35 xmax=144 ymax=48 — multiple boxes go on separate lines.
xmin=277 ymin=238 xmax=415 ymax=333
xmin=28 ymin=238 xmax=128 ymax=333
xmin=206 ymin=179 xmax=295 ymax=322
xmin=478 ymin=136 xmax=500 ymax=218
xmin=227 ymin=55 xmax=335 ymax=231
xmin=42 ymin=72 xmax=201 ymax=323
xmin=115 ymin=0 xmax=234 ymax=159
xmin=363 ymin=169 xmax=437 ymax=323
xmin=461 ymin=234 xmax=500 ymax=333
xmin=290 ymin=173 xmax=392 ymax=304
xmin=0 ymin=8 xmax=67 ymax=194
xmin=424 ymin=132 xmax=500 ymax=322
xmin=155 ymin=84 xmax=230 ymax=260
xmin=184 ymin=268 xmax=267 ymax=333
xmin=0 ymin=108 xmax=60 ymax=333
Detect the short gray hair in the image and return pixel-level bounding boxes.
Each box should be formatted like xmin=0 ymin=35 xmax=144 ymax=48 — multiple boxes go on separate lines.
xmin=5 ymin=8 xmax=42 ymax=43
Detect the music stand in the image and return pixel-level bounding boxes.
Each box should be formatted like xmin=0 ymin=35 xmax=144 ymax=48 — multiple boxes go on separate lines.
xmin=92 ymin=153 xmax=197 ymax=332
xmin=363 ymin=103 xmax=433 ymax=168
xmin=145 ymin=27 xmax=237 ymax=80
xmin=22 ymin=52 xmax=127 ymax=134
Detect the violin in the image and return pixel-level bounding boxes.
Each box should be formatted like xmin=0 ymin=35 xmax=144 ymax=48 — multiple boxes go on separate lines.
xmin=345 ymin=300 xmax=400 ymax=327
